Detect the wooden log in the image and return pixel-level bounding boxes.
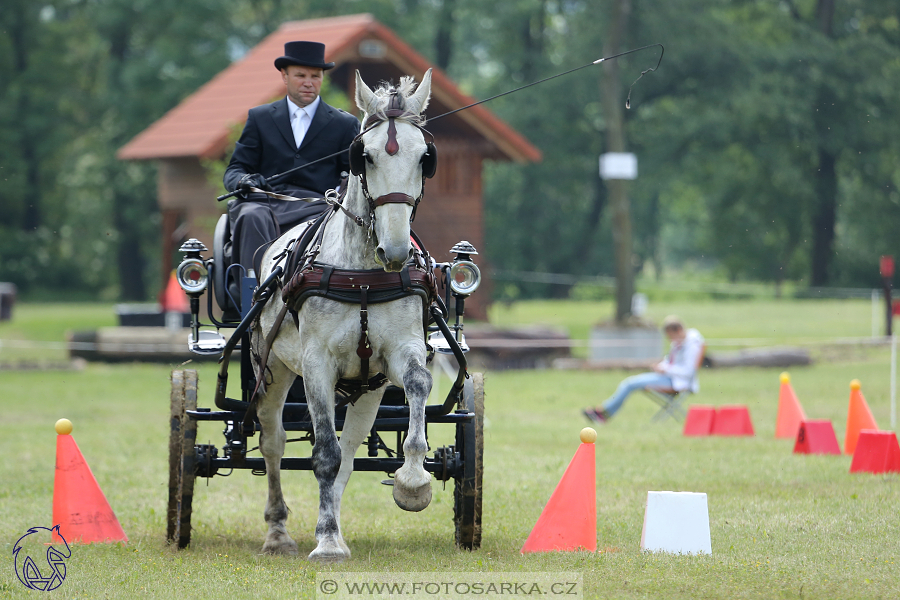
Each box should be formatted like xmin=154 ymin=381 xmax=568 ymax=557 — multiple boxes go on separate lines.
xmin=706 ymin=347 xmax=812 ymax=368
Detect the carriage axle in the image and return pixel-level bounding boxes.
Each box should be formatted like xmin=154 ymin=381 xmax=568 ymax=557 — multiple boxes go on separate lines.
xmin=194 ymin=450 xmax=463 ymax=481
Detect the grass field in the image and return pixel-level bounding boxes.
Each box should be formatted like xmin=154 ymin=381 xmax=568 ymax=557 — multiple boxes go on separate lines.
xmin=1 ymin=301 xmax=898 ymax=599
xmin=488 ymin=298 xmax=879 ymax=353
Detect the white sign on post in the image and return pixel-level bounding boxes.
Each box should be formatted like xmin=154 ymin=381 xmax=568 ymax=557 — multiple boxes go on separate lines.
xmin=599 ymin=152 xmax=638 ymax=180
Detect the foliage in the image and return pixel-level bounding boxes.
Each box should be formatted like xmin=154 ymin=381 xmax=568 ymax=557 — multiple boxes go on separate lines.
xmin=0 ymin=0 xmax=898 ymax=300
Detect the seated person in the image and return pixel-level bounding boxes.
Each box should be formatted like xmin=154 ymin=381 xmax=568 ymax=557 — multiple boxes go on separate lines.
xmin=583 ymin=316 xmax=704 ymax=423
xmin=223 ymin=40 xmax=360 ymax=277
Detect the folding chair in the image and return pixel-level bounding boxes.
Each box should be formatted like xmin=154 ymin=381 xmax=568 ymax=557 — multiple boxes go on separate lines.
xmin=643 ymin=344 xmax=706 ymax=423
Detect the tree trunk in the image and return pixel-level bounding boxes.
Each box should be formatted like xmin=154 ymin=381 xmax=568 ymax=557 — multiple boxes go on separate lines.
xmin=575 ymin=174 xmax=607 ymax=273
xmin=600 ymin=0 xmax=633 ymax=323
xmin=647 ymin=192 xmax=662 ymax=281
xmin=10 ymin=3 xmax=40 ymax=231
xmin=113 ymin=189 xmax=148 ymax=301
xmin=810 ymin=0 xmax=836 ymax=286
xmin=811 ymin=148 xmax=837 ymax=286
xmin=435 ymin=0 xmax=456 ymax=71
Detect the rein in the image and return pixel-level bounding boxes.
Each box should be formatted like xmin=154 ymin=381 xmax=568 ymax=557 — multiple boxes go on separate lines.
xmin=248 ymin=187 xmax=367 ymax=228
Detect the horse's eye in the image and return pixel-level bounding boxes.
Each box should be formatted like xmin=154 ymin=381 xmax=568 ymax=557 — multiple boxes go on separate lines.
xmin=364 ymin=151 xmax=374 ymax=164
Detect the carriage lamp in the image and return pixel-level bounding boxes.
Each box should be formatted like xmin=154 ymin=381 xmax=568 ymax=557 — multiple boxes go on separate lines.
xmin=449 ymin=241 xmax=481 ymax=296
xmin=176 ymin=239 xmax=209 ymax=295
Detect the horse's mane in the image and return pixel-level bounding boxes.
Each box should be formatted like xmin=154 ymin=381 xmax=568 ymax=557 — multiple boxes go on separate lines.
xmin=365 ymin=76 xmax=428 ymax=125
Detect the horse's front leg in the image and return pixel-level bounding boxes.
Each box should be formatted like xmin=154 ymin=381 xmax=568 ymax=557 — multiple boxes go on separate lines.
xmin=389 ymin=352 xmax=433 ymax=512
xmin=256 ymin=355 xmax=299 ymax=555
xmin=334 ymin=391 xmax=383 ymax=526
xmin=303 ymin=362 xmax=349 ymax=563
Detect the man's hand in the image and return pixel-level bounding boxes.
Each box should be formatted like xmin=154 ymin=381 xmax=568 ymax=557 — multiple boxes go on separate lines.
xmin=238 ymin=173 xmax=271 ymax=195
xmin=652 ymin=362 xmax=666 ymax=374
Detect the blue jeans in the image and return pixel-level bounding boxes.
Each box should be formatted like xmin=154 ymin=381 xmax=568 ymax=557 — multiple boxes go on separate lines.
xmin=601 ymin=372 xmax=673 ymax=417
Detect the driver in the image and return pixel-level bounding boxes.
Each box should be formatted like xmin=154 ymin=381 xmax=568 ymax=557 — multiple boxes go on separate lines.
xmin=223 ymin=41 xmax=360 ymax=276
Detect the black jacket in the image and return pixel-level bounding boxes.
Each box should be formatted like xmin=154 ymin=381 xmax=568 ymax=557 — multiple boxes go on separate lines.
xmin=224 ymin=97 xmax=359 ymax=197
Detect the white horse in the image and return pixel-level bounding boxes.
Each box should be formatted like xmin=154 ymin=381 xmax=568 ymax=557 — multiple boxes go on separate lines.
xmin=252 ymin=69 xmax=436 ymax=562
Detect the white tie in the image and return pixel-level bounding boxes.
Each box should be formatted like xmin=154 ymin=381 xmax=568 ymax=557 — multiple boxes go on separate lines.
xmin=293 ymin=110 xmax=310 ymax=148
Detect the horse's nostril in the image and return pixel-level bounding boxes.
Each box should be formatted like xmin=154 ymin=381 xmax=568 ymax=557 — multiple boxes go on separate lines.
xmin=376 ymin=247 xmax=387 ymax=265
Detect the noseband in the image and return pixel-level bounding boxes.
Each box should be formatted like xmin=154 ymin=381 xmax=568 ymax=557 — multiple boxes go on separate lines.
xmin=348 ymin=92 xmax=437 ymax=225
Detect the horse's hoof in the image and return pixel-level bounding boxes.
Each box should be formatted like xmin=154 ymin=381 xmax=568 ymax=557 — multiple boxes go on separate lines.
xmin=261 ymin=532 xmax=299 ymax=556
xmin=393 ymin=480 xmax=432 ymax=512
xmin=308 ymin=540 xmax=350 ymax=563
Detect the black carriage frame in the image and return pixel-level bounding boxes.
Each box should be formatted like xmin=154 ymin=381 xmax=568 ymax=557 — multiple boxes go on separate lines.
xmin=167 ymin=228 xmax=484 ymax=552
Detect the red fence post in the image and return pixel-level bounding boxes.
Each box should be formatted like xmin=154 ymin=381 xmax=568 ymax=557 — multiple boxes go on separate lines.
xmin=881 ymin=256 xmax=894 ymax=337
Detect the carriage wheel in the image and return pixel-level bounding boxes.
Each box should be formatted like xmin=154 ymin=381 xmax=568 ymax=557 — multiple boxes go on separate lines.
xmin=167 ymin=369 xmax=198 ymax=549
xmin=453 ymin=372 xmax=484 ymax=550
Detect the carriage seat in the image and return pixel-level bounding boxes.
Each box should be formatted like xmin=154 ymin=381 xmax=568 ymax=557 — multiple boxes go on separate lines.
xmin=212 ymin=211 xmax=243 ymax=322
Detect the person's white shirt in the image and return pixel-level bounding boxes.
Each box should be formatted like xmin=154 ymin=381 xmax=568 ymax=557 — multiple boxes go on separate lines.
xmin=659 ymin=328 xmax=704 ymax=392
xmin=286 ymin=95 xmax=320 ymax=148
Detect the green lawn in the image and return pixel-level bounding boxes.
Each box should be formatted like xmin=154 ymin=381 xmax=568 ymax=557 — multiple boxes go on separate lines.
xmin=488 ymin=298 xmax=878 ymax=348
xmin=0 ymin=302 xmax=117 ymax=341
xmin=0 ymin=303 xmax=117 ymax=362
xmin=0 ymin=302 xmax=898 ymax=599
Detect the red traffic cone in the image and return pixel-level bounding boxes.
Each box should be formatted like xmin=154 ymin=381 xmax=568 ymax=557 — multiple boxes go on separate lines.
xmin=844 ymin=380 xmax=878 ymax=455
xmin=849 ymin=430 xmax=900 ymax=474
xmin=711 ymin=405 xmax=755 ymax=436
xmin=160 ymin=270 xmax=189 ymax=313
xmin=52 ymin=419 xmax=128 ymax=544
xmin=683 ymin=405 xmax=716 ymax=436
xmin=521 ymin=428 xmax=596 ymax=553
xmin=775 ymin=372 xmax=806 ymax=439
xmin=793 ymin=420 xmax=841 ymax=455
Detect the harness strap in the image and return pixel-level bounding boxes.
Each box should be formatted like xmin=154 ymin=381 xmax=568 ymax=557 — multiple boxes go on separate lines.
xmin=242 ymin=302 xmax=291 ymax=435
xmin=335 ymin=373 xmax=390 ymax=409
xmin=373 ymin=192 xmax=416 ymax=207
xmin=400 ymin=265 xmax=412 ymax=291
xmin=385 ymin=118 xmax=399 ymax=155
xmin=356 ymin=285 xmax=373 ymax=396
xmin=283 ymin=209 xmax=331 ymax=281
xmin=319 ymin=265 xmax=335 ymax=293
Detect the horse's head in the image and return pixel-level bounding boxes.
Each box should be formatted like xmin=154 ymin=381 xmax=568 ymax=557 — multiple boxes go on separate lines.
xmin=353 ymin=69 xmax=434 ymax=272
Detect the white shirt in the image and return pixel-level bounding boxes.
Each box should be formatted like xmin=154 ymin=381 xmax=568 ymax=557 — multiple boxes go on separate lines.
xmin=659 ymin=328 xmax=705 ymax=393
xmin=286 ymin=95 xmax=320 ymax=148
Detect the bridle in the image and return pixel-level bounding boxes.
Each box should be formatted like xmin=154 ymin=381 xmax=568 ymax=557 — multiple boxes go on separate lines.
xmin=349 ymin=91 xmax=437 ymax=227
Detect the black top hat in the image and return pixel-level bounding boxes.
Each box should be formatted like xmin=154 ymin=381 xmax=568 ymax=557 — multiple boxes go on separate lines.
xmin=274 ymin=41 xmax=335 ymax=71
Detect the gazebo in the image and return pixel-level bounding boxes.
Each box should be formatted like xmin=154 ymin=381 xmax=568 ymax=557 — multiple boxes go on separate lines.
xmin=118 ymin=13 xmax=541 ymax=318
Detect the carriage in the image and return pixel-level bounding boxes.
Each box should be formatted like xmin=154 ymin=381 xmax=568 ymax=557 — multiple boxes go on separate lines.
xmin=165 ymin=69 xmax=484 ymax=560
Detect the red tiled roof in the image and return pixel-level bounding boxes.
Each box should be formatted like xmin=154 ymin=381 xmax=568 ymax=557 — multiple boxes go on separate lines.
xmin=118 ymin=14 xmax=540 ymax=163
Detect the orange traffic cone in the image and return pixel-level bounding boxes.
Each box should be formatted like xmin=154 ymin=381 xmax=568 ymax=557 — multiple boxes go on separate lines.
xmin=775 ymin=372 xmax=806 ymax=439
xmin=521 ymin=428 xmax=596 ymax=553
xmin=52 ymin=419 xmax=128 ymax=544
xmin=844 ymin=380 xmax=878 ymax=455
xmin=160 ymin=270 xmax=189 ymax=313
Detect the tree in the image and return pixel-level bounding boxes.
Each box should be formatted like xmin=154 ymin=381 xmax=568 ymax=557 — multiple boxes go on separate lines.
xmin=600 ymin=0 xmax=635 ymax=323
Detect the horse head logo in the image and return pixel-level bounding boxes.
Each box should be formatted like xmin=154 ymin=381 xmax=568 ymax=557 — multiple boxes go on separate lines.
xmin=12 ymin=526 xmax=71 ymax=591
